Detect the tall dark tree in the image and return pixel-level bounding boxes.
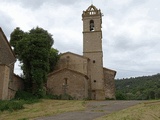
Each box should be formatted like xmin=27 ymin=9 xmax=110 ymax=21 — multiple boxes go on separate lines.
xmin=10 ymin=27 xmax=59 ymax=97
xmin=10 ymin=27 xmax=25 ymax=55
xmin=49 ymin=48 xmax=59 ymax=72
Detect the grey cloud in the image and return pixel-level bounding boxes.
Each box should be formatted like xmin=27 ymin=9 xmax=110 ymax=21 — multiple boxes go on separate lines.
xmin=52 ymin=0 xmax=77 ymax=5
xmin=104 ymin=34 xmax=160 ymax=78
xmin=4 ymin=0 xmax=78 ymax=9
xmin=1 ymin=0 xmax=160 ymax=79
xmin=6 ymin=0 xmax=45 ymax=9
xmin=0 ymin=10 xmax=15 ymax=38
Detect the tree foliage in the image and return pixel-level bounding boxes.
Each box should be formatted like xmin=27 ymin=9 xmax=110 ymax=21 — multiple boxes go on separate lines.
xmin=49 ymin=48 xmax=59 ymax=72
xmin=10 ymin=27 xmax=59 ymax=97
xmin=115 ymin=73 xmax=160 ymax=100
xmin=10 ymin=27 xmax=25 ymax=55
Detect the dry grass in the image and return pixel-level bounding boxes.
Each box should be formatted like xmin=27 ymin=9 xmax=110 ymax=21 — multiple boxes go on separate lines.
xmin=0 ymin=99 xmax=86 ymax=120
xmin=95 ymin=100 xmax=160 ymax=120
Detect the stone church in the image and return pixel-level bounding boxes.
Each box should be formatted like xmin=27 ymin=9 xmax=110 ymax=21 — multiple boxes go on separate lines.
xmin=47 ymin=5 xmax=116 ymax=100
xmin=0 ymin=5 xmax=116 ymax=100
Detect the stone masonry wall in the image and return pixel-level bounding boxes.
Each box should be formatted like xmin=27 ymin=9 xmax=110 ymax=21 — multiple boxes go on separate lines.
xmin=0 ymin=64 xmax=24 ymax=100
xmin=104 ymin=68 xmax=116 ymax=99
xmin=0 ymin=65 xmax=10 ymax=100
xmin=47 ymin=69 xmax=88 ymax=100
xmin=8 ymin=74 xmax=24 ymax=99
xmin=56 ymin=52 xmax=88 ymax=75
xmin=0 ymin=30 xmax=15 ymax=65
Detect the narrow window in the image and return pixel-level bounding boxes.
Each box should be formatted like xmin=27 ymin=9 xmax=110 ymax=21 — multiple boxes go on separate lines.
xmin=64 ymin=78 xmax=68 ymax=85
xmin=93 ymin=60 xmax=96 ymax=63
xmin=90 ymin=20 xmax=94 ymax=31
xmin=66 ymin=56 xmax=70 ymax=59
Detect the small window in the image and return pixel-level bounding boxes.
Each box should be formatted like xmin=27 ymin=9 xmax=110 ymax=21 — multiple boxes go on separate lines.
xmin=90 ymin=20 xmax=94 ymax=31
xmin=93 ymin=60 xmax=96 ymax=63
xmin=64 ymin=78 xmax=68 ymax=85
xmin=94 ymin=80 xmax=96 ymax=83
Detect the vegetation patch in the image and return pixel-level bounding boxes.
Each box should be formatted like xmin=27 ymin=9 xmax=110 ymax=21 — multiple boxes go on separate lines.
xmin=0 ymin=91 xmax=41 ymax=113
xmin=10 ymin=27 xmax=59 ymax=97
xmin=0 ymin=100 xmax=24 ymax=112
xmin=0 ymin=100 xmax=87 ymax=120
xmin=116 ymin=73 xmax=160 ymax=100
xmin=95 ymin=100 xmax=160 ymax=120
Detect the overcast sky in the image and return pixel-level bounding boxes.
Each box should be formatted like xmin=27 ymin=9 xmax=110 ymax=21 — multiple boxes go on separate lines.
xmin=0 ymin=0 xmax=160 ymax=78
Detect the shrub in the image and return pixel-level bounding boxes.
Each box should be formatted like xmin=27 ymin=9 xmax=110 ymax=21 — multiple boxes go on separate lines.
xmin=116 ymin=92 xmax=127 ymax=100
xmin=14 ymin=90 xmax=41 ymax=104
xmin=45 ymin=94 xmax=60 ymax=99
xmin=15 ymin=90 xmax=38 ymax=100
xmin=0 ymin=100 xmax=24 ymax=112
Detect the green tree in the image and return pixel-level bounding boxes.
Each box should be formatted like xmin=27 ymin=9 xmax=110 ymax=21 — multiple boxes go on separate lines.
xmin=115 ymin=73 xmax=160 ymax=100
xmin=116 ymin=92 xmax=126 ymax=100
xmin=10 ymin=27 xmax=59 ymax=97
xmin=10 ymin=27 xmax=25 ymax=55
xmin=49 ymin=48 xmax=59 ymax=72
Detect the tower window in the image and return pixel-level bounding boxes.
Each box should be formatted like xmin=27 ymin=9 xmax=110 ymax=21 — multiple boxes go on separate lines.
xmin=90 ymin=20 xmax=94 ymax=31
xmin=93 ymin=60 xmax=96 ymax=63
xmin=94 ymin=80 xmax=96 ymax=83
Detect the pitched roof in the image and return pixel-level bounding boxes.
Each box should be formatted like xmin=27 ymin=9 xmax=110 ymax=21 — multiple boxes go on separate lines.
xmin=103 ymin=67 xmax=117 ymax=77
xmin=60 ymin=52 xmax=89 ymax=60
xmin=0 ymin=27 xmax=16 ymax=58
xmin=48 ymin=68 xmax=89 ymax=79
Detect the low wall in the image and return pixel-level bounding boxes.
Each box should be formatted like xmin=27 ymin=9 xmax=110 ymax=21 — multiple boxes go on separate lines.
xmin=8 ymin=74 xmax=24 ymax=99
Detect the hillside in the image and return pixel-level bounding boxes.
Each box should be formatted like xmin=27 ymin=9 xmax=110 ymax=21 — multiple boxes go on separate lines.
xmin=115 ymin=73 xmax=160 ymax=100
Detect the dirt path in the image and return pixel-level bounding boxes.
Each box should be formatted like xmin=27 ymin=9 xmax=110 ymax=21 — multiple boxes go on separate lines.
xmin=35 ymin=100 xmax=143 ymax=120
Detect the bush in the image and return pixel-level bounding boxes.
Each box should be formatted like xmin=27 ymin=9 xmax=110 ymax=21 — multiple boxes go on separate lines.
xmin=14 ymin=90 xmax=40 ymax=104
xmin=0 ymin=100 xmax=24 ymax=112
xmin=45 ymin=93 xmax=74 ymax=100
xmin=0 ymin=91 xmax=41 ymax=112
xmin=15 ymin=90 xmax=38 ymax=100
xmin=116 ymin=92 xmax=127 ymax=100
xmin=45 ymin=94 xmax=60 ymax=99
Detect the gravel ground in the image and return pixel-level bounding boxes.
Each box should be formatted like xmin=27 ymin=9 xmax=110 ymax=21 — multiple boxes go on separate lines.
xmin=35 ymin=100 xmax=143 ymax=120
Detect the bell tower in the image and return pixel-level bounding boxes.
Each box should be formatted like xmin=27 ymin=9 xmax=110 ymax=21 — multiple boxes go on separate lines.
xmin=82 ymin=5 xmax=105 ymax=100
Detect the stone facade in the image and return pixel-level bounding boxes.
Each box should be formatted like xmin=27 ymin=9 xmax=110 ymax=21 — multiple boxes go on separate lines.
xmin=0 ymin=65 xmax=10 ymax=100
xmin=47 ymin=5 xmax=116 ymax=100
xmin=48 ymin=68 xmax=88 ymax=99
xmin=0 ymin=27 xmax=23 ymax=100
xmin=0 ymin=28 xmax=15 ymax=65
xmin=0 ymin=5 xmax=116 ymax=100
xmin=8 ymin=74 xmax=24 ymax=99
xmin=104 ymin=68 xmax=116 ymax=99
xmin=56 ymin=52 xmax=89 ymax=75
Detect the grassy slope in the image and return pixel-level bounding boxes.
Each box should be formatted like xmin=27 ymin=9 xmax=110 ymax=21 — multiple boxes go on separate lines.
xmin=95 ymin=100 xmax=160 ymax=120
xmin=1 ymin=100 xmax=160 ymax=120
xmin=0 ymin=100 xmax=86 ymax=120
